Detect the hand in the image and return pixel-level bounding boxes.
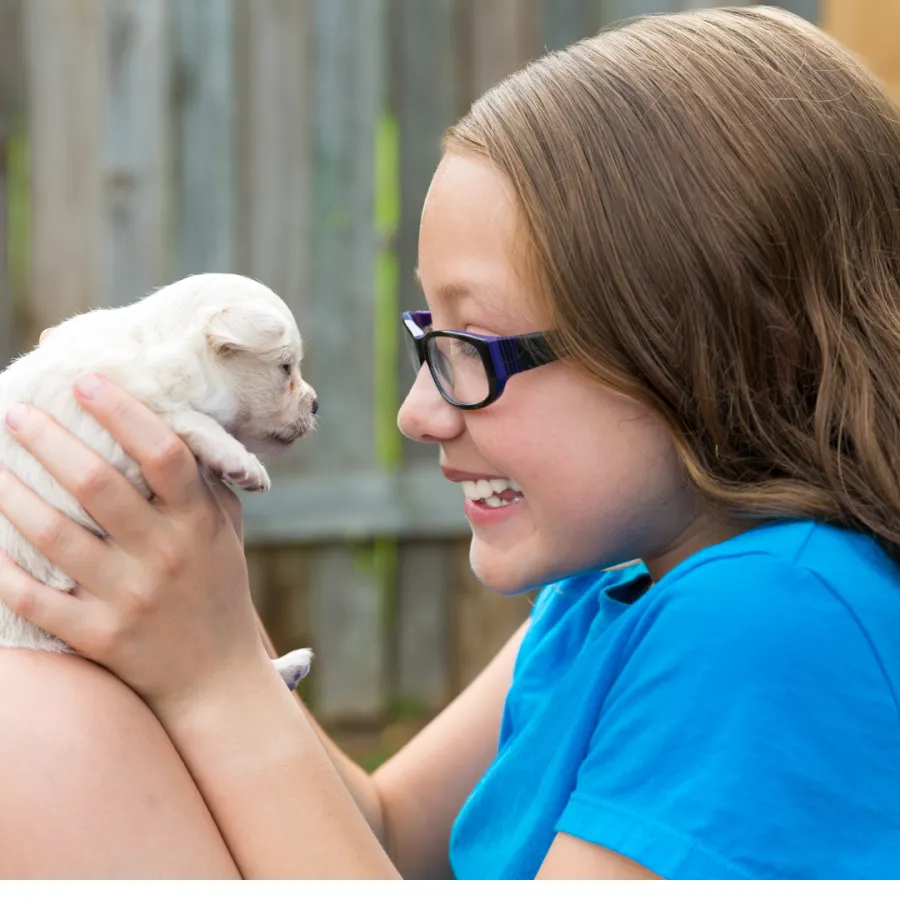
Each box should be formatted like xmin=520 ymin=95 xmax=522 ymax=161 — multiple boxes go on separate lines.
xmin=0 ymin=374 xmax=272 ymax=718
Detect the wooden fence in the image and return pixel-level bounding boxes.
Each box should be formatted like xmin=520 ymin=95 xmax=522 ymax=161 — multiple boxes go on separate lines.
xmin=0 ymin=0 xmax=817 ymax=726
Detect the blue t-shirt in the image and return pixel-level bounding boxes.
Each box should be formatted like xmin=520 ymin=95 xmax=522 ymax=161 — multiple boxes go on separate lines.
xmin=450 ymin=520 xmax=900 ymax=879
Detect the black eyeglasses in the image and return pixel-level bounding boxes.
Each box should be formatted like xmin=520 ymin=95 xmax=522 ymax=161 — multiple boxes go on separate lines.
xmin=402 ymin=310 xmax=558 ymax=410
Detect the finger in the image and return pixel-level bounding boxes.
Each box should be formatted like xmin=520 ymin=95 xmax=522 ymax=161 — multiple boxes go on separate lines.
xmin=3 ymin=403 xmax=159 ymax=551
xmin=39 ymin=327 xmax=55 ymax=345
xmin=0 ymin=549 xmax=105 ymax=655
xmin=71 ymin=374 xmax=207 ymax=510
xmin=0 ymin=463 xmax=122 ymax=593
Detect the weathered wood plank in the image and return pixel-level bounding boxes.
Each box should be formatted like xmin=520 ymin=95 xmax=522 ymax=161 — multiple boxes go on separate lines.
xmin=241 ymin=467 xmax=468 ymax=543
xmin=782 ymin=0 xmax=818 ymax=21
xmin=540 ymin=0 xmax=596 ymax=52
xmin=232 ymin=0 xmax=316 ymax=672
xmin=391 ymin=0 xmax=461 ymax=712
xmin=25 ymin=0 xmax=105 ymax=335
xmin=102 ymin=0 xmax=171 ymax=307
xmin=466 ymin=0 xmax=541 ymax=98
xmin=234 ymin=0 xmax=313 ymax=482
xmin=172 ymin=0 xmax=235 ymax=276
xmin=309 ymin=0 xmax=387 ymax=722
xmin=601 ymin=0 xmax=676 ymax=25
xmin=396 ymin=541 xmax=453 ymax=709
xmin=0 ymin=0 xmax=21 ymax=367
xmin=0 ymin=138 xmax=10 ymax=370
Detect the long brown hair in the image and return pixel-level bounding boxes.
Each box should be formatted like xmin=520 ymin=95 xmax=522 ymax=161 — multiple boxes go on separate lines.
xmin=445 ymin=6 xmax=900 ymax=563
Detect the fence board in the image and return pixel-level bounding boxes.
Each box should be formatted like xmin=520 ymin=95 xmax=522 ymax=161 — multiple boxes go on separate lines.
xmin=391 ymin=0 xmax=460 ymax=711
xmin=308 ymin=0 xmax=388 ymax=722
xmin=172 ymin=0 xmax=235 ymax=276
xmin=540 ymin=0 xmax=597 ymax=51
xmin=25 ymin=0 xmax=105 ymax=337
xmin=103 ymin=0 xmax=170 ymax=308
xmin=601 ymin=0 xmax=675 ymax=25
xmin=466 ymin=0 xmax=540 ymax=97
xmin=781 ymin=0 xmax=818 ymax=21
xmin=0 ymin=141 xmax=9 ymax=371
xmin=234 ymin=0 xmax=313 ymax=480
xmin=0 ymin=0 xmax=21 ymax=368
xmin=232 ymin=0 xmax=316 ymax=658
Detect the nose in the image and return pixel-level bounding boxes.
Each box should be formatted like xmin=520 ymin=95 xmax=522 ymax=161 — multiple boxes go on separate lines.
xmin=311 ymin=397 xmax=318 ymax=416
xmin=397 ymin=365 xmax=464 ymax=444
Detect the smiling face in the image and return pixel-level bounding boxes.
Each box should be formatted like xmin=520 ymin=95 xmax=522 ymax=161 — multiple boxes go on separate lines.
xmin=398 ymin=153 xmax=726 ymax=593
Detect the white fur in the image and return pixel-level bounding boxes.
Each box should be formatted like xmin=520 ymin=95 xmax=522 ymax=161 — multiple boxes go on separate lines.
xmin=0 ymin=273 xmax=315 ymax=686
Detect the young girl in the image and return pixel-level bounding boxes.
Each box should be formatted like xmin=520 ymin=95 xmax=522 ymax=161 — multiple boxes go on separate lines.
xmin=1 ymin=5 xmax=899 ymax=879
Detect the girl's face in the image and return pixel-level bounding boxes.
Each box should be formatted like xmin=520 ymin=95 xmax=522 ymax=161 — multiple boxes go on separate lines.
xmin=398 ymin=152 xmax=730 ymax=594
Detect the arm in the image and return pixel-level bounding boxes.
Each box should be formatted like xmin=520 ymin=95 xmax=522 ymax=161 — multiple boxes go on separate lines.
xmin=0 ymin=650 xmax=240 ymax=878
xmin=257 ymin=609 xmax=526 ymax=877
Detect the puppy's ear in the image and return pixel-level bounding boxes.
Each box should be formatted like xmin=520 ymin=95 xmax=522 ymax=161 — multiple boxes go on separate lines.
xmin=205 ymin=305 xmax=287 ymax=356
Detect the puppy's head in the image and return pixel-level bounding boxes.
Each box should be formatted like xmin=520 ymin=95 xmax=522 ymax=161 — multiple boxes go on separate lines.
xmin=198 ymin=278 xmax=317 ymax=454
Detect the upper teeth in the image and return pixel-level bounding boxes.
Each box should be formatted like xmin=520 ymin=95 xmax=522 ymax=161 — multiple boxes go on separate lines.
xmin=461 ymin=478 xmax=522 ymax=501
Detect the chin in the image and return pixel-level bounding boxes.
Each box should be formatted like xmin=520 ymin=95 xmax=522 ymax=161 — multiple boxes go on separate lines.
xmin=468 ymin=539 xmax=547 ymax=597
xmin=239 ymin=433 xmax=296 ymax=455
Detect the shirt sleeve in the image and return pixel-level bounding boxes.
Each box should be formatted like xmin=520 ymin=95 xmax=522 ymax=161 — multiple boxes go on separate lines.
xmin=555 ymin=555 xmax=900 ymax=879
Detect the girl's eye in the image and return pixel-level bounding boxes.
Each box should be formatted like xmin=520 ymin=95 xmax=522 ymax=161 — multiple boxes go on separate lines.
xmin=452 ymin=338 xmax=482 ymax=359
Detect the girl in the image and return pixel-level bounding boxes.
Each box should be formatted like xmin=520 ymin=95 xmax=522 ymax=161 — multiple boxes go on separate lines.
xmin=1 ymin=5 xmax=899 ymax=879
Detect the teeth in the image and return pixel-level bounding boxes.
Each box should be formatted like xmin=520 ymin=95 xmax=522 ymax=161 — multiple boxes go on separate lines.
xmin=460 ymin=477 xmax=524 ymax=503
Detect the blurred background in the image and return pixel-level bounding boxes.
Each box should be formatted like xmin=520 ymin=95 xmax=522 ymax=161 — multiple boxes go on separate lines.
xmin=0 ymin=0 xmax=892 ymax=766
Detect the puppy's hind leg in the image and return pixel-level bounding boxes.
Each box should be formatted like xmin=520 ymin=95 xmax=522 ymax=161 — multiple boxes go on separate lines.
xmin=162 ymin=409 xmax=271 ymax=493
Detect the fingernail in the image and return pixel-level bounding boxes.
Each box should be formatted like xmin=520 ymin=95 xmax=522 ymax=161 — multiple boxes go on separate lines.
xmin=5 ymin=404 xmax=29 ymax=430
xmin=75 ymin=373 xmax=105 ymax=400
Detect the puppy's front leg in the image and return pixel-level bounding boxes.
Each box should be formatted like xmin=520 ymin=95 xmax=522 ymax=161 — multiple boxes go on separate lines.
xmin=163 ymin=410 xmax=271 ymax=493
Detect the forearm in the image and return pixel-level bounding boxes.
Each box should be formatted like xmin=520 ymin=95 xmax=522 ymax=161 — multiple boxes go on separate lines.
xmin=295 ymin=697 xmax=388 ymax=847
xmin=161 ymin=663 xmax=400 ymax=879
xmin=255 ymin=611 xmax=386 ymax=845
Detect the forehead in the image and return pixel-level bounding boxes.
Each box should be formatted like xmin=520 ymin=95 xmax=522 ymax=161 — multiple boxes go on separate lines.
xmin=418 ymin=153 xmax=540 ymax=326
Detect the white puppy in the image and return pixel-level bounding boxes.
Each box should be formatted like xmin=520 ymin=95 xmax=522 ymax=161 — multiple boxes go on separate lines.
xmin=0 ymin=273 xmax=315 ymax=690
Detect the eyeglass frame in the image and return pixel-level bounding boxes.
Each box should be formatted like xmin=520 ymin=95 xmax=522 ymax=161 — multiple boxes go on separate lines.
xmin=402 ymin=310 xmax=559 ymax=410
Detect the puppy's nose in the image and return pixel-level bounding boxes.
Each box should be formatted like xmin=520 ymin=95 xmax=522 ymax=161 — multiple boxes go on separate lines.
xmin=311 ymin=397 xmax=318 ymax=416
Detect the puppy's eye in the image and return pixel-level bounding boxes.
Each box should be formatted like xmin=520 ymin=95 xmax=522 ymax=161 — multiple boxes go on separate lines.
xmin=281 ymin=362 xmax=292 ymax=377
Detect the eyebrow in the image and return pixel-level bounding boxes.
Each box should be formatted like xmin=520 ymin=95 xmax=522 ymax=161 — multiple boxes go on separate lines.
xmin=412 ymin=267 xmax=500 ymax=310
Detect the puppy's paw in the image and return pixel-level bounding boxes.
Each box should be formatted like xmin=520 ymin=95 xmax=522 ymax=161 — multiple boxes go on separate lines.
xmin=273 ymin=647 xmax=313 ymax=691
xmin=211 ymin=454 xmax=271 ymax=493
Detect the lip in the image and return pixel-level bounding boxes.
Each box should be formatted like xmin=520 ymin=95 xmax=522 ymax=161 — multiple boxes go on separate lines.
xmin=463 ymin=496 xmax=524 ymax=527
xmin=441 ymin=466 xmax=510 ymax=483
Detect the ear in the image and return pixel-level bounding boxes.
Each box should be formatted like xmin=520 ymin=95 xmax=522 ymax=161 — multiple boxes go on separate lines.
xmin=205 ymin=305 xmax=288 ymax=356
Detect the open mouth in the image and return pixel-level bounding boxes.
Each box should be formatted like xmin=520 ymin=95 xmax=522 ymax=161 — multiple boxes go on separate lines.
xmin=461 ymin=478 xmax=524 ymax=508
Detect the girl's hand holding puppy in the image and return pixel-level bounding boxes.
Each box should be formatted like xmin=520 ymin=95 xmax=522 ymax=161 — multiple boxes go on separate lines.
xmin=0 ymin=375 xmax=273 ymax=720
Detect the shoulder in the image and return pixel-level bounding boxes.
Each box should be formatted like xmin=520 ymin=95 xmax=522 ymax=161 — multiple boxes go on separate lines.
xmin=633 ymin=521 xmax=896 ymax=681
xmin=0 ymin=649 xmax=238 ymax=877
